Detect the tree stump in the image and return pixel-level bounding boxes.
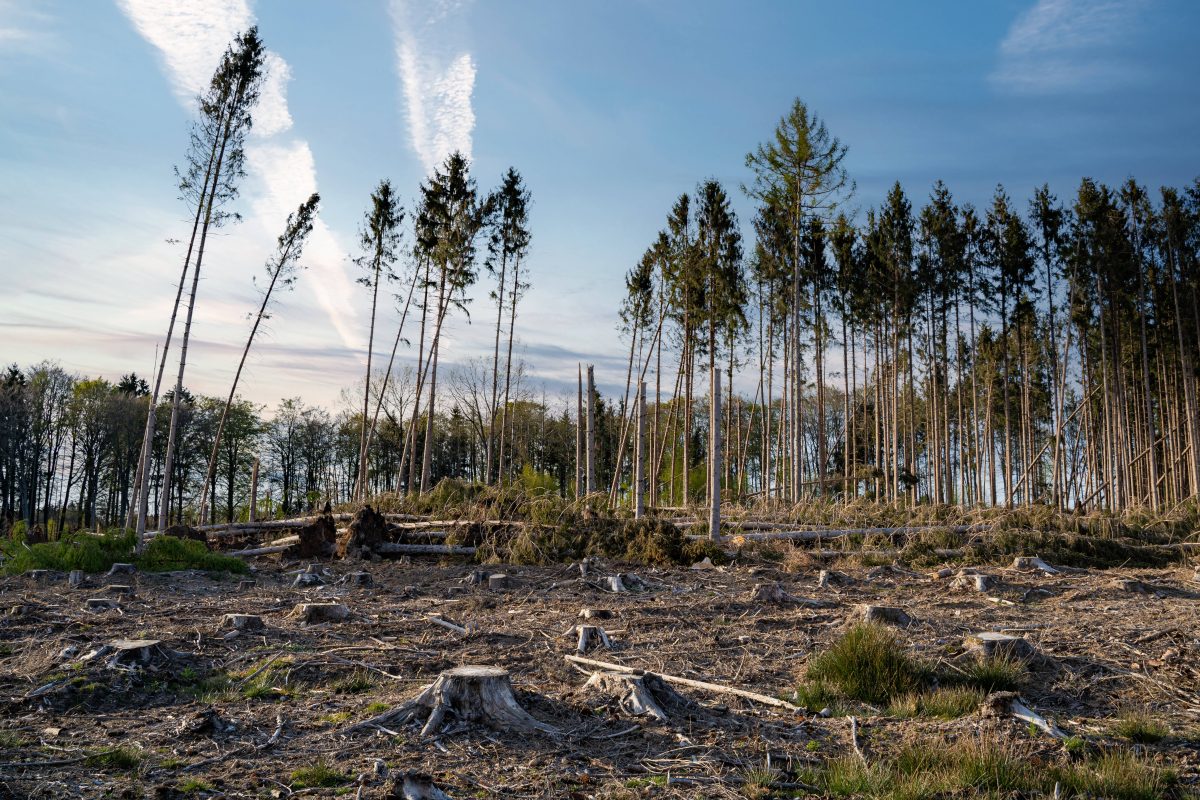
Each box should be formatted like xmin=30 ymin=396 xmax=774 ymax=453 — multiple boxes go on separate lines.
xmin=104 ymin=584 xmax=135 ymax=597
xmin=857 ymin=605 xmax=912 ymax=626
xmin=68 ymin=570 xmax=86 ymax=588
xmin=220 ymin=613 xmax=265 ymax=632
xmin=752 ymin=582 xmax=835 ymax=607
xmin=465 ymin=569 xmax=490 ymax=586
xmin=347 ymin=665 xmax=558 ymax=738
xmin=237 ymin=579 xmax=256 ymax=591
xmin=952 ymin=572 xmax=994 ymax=592
xmin=290 ymin=602 xmax=350 ymax=624
xmin=292 ymin=570 xmax=324 ymax=588
xmin=582 ymin=670 xmax=690 ymax=723
xmin=488 ymin=573 xmax=514 ymax=592
xmin=578 ymin=608 xmax=613 ymax=620
xmin=566 ymin=624 xmax=612 ymax=653
xmin=389 ymin=773 xmax=454 ymax=800
xmin=86 ymin=598 xmax=119 ymax=612
xmin=107 ymin=563 xmax=136 ymax=577
xmin=25 ymin=569 xmax=50 ymax=583
xmin=964 ymin=632 xmax=1036 ymax=662
xmin=336 ymin=505 xmax=388 ymax=559
xmin=341 ymin=571 xmax=374 ymax=588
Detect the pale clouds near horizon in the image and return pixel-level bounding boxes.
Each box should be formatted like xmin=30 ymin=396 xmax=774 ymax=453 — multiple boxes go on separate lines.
xmin=992 ymin=0 xmax=1147 ymax=93
xmin=390 ymin=0 xmax=477 ymax=174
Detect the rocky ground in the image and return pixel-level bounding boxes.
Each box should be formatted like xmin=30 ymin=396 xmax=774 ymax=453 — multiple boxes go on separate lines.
xmin=1 ymin=543 xmax=1198 ymax=798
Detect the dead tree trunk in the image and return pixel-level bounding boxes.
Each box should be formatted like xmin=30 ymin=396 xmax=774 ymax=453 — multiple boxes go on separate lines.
xmin=586 ymin=365 xmax=597 ymax=494
xmin=709 ymin=368 xmax=721 ymax=541
xmin=635 ymin=381 xmax=646 ymax=519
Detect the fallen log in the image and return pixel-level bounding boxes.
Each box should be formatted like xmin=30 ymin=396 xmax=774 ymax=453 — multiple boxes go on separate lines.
xmin=374 ymin=543 xmax=476 ymax=557
xmin=718 ymin=524 xmax=988 ymax=543
xmin=564 ymin=654 xmax=800 ymax=712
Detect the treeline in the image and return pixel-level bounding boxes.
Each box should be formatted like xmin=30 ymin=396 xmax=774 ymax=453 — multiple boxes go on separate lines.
xmin=0 ymin=361 xmax=601 ymax=532
xmin=608 ymin=100 xmax=1200 ymax=513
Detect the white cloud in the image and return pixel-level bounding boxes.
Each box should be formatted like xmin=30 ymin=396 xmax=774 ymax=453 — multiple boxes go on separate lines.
xmin=991 ymin=0 xmax=1146 ymax=93
xmin=116 ymin=0 xmax=358 ymax=352
xmin=390 ymin=0 xmax=477 ymax=174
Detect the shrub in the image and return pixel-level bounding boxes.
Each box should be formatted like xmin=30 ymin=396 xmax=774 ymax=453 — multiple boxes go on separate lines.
xmin=806 ymin=624 xmax=926 ymax=705
xmin=139 ymin=535 xmax=248 ymax=574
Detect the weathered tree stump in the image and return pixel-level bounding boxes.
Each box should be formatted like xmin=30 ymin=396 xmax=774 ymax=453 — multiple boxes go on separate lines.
xmin=347 ymin=665 xmax=558 ymax=738
xmin=237 ymin=579 xmax=256 ymax=591
xmin=107 ymin=563 xmax=136 ymax=577
xmin=465 ymin=569 xmax=490 ymax=586
xmin=103 ymin=584 xmax=135 ymax=597
xmin=751 ymin=582 xmax=835 ymax=607
xmin=964 ymin=632 xmax=1036 ymax=661
xmin=290 ymin=602 xmax=350 ymax=624
xmin=388 ymin=773 xmax=454 ymax=800
xmin=68 ymin=570 xmax=86 ymax=588
xmin=488 ymin=573 xmax=514 ymax=591
xmin=565 ymin=624 xmax=612 ymax=653
xmin=952 ymin=571 xmax=994 ymax=592
xmin=25 ymin=569 xmax=50 ymax=583
xmin=341 ymin=571 xmax=374 ymax=588
xmin=857 ymin=605 xmax=912 ymax=626
xmin=292 ymin=566 xmax=324 ymax=587
xmin=220 ymin=613 xmax=265 ymax=632
xmin=86 ymin=598 xmax=119 ymax=612
xmin=581 ymin=670 xmax=695 ymax=723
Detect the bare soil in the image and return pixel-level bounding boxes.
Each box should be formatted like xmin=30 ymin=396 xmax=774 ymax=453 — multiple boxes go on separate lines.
xmin=1 ymin=545 xmax=1198 ymax=798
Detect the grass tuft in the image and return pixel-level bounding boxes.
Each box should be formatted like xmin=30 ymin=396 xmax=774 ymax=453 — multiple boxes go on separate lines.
xmin=289 ymin=760 xmax=350 ymax=789
xmin=85 ymin=746 xmax=143 ymax=771
xmin=1111 ymin=709 xmax=1170 ymax=744
xmin=956 ymin=656 xmax=1027 ymax=693
xmin=806 ymin=624 xmax=926 ymax=705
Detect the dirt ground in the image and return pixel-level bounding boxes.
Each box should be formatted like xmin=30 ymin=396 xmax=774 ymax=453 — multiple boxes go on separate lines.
xmin=1 ymin=544 xmax=1198 ymax=798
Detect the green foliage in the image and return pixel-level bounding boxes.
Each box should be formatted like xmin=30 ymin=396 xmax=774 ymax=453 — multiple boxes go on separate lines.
xmin=2 ymin=529 xmax=135 ymax=574
xmin=1 ymin=531 xmax=246 ymax=575
xmin=887 ymin=686 xmax=984 ymax=720
xmin=140 ymin=535 xmax=248 ymax=574
xmin=331 ymin=670 xmax=374 ymax=694
xmin=806 ymin=624 xmax=926 ymax=705
xmin=290 ymin=760 xmax=350 ymax=789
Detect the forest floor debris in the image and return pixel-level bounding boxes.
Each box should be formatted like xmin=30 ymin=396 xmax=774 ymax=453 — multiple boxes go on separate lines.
xmin=1 ymin=536 xmax=1198 ymax=798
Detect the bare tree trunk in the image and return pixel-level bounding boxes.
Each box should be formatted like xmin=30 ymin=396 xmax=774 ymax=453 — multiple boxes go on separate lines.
xmin=635 ymin=381 xmax=646 ymax=519
xmin=709 ymin=368 xmax=721 ymax=540
xmin=586 ymin=365 xmax=597 ymax=494
xmin=576 ymin=365 xmax=584 ymax=500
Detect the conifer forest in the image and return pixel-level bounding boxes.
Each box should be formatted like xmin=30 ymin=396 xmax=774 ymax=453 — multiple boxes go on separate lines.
xmin=2 ymin=18 xmax=1199 ymax=800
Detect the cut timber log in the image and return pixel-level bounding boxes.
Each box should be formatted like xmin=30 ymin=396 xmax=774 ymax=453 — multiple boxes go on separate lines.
xmin=374 ymin=543 xmax=476 ymax=557
xmin=565 ymin=654 xmax=800 ymax=712
xmin=716 ymin=524 xmax=988 ymax=543
xmin=857 ymin=605 xmax=912 ymax=626
xmin=289 ymin=602 xmax=350 ymax=624
xmin=346 ymin=665 xmax=558 ymax=738
xmin=965 ymin=632 xmax=1036 ymax=661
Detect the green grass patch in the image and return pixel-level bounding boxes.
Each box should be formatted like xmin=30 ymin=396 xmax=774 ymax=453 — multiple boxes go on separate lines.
xmin=0 ymin=731 xmax=28 ymax=748
xmin=955 ymin=656 xmax=1027 ymax=693
xmin=290 ymin=760 xmax=350 ymax=789
xmin=331 ymin=670 xmax=374 ymax=694
xmin=365 ymin=701 xmax=390 ymax=714
xmin=85 ymin=746 xmax=143 ymax=771
xmin=806 ymin=624 xmax=927 ymax=705
xmin=0 ymin=531 xmax=246 ymax=575
xmin=795 ymin=739 xmax=1181 ymax=799
xmin=176 ymin=778 xmax=213 ymax=794
xmin=887 ymin=686 xmax=984 ymax=719
xmin=1111 ymin=710 xmax=1170 ymax=744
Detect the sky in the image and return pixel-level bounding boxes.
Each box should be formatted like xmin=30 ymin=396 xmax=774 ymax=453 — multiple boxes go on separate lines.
xmin=2 ymin=0 xmax=1198 ymax=414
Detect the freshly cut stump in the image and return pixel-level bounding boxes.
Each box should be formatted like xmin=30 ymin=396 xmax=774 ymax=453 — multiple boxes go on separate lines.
xmin=566 ymin=624 xmax=612 ymax=653
xmin=488 ymin=573 xmax=514 ymax=591
xmin=582 ymin=670 xmax=691 ymax=723
xmin=220 ymin=613 xmax=265 ymax=632
xmin=290 ymin=602 xmax=350 ymax=624
xmin=348 ymin=665 xmax=558 ymax=738
xmin=857 ymin=605 xmax=912 ymax=626
xmin=965 ymin=632 xmax=1036 ymax=661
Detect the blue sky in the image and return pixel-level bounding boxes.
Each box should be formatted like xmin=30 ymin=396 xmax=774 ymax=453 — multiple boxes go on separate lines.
xmin=2 ymin=0 xmax=1198 ymax=411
